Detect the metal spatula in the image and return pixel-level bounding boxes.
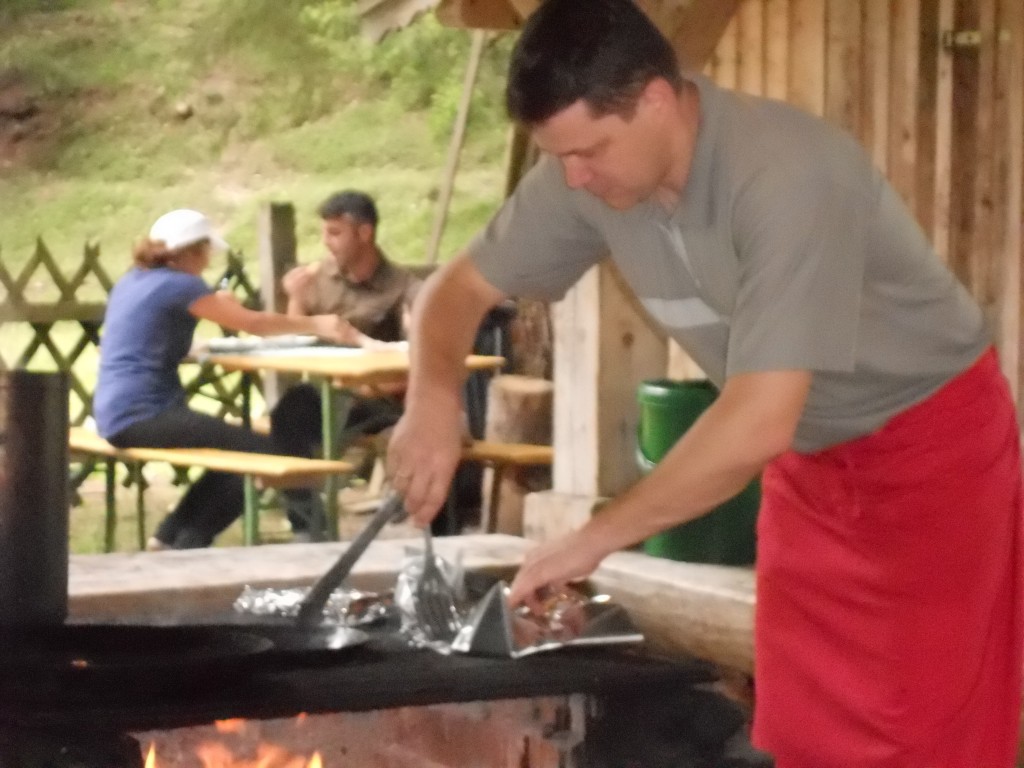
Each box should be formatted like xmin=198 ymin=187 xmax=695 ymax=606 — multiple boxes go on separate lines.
xmin=296 ymin=492 xmax=406 ymax=628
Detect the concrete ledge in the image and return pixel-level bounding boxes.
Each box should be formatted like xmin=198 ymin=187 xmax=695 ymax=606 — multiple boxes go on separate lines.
xmin=69 ymin=534 xmax=756 ymax=673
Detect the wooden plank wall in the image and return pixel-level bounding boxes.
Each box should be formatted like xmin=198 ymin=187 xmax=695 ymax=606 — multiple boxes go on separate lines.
xmin=697 ymin=0 xmax=1024 ymax=414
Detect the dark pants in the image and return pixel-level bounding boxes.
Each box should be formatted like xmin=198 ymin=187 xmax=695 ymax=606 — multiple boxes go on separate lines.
xmin=108 ymin=384 xmax=323 ymax=548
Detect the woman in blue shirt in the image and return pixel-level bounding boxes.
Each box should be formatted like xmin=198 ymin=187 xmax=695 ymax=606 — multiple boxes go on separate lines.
xmin=94 ymin=209 xmax=356 ymax=549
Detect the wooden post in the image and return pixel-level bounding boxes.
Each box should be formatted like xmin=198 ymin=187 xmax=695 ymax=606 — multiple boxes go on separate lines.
xmin=824 ymin=0 xmax=862 ymax=134
xmin=931 ymin=0 xmax=955 ymax=262
xmin=862 ymin=0 xmax=891 ymax=174
xmin=993 ymin=0 xmax=1022 ymax=405
xmin=482 ymin=374 xmax=553 ymax=535
xmin=524 ymin=261 xmax=668 ymax=535
xmin=764 ymin=0 xmax=790 ymax=101
xmin=426 ymin=29 xmax=487 ymax=265
xmin=888 ymin=0 xmax=921 ymax=211
xmin=737 ymin=0 xmax=764 ymax=95
xmin=1001 ymin=0 xmax=1023 ymax=412
xmin=503 ymin=124 xmax=540 ymax=200
xmin=787 ymin=0 xmax=826 ymax=115
xmin=257 ymin=202 xmax=298 ymax=407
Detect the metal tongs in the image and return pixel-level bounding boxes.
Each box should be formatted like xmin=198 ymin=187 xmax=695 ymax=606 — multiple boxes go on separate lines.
xmin=416 ymin=527 xmax=462 ymax=642
xmin=296 ymin=492 xmax=406 ymax=628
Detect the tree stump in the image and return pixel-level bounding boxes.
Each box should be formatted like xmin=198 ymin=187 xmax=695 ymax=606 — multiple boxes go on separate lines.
xmin=483 ymin=375 xmax=554 ymax=535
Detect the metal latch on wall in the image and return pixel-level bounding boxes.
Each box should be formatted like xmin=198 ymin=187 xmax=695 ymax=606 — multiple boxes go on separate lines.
xmin=941 ymin=29 xmax=982 ymax=50
xmin=941 ymin=29 xmax=1012 ymax=51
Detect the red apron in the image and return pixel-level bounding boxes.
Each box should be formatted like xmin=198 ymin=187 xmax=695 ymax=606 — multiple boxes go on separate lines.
xmin=752 ymin=348 xmax=1024 ymax=768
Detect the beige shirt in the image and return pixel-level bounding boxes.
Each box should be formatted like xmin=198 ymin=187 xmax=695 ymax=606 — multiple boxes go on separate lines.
xmin=294 ymin=252 xmax=422 ymax=342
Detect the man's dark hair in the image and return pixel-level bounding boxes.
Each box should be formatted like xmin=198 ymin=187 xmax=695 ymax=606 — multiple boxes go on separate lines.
xmin=317 ymin=190 xmax=379 ymax=227
xmin=506 ymin=0 xmax=682 ymax=126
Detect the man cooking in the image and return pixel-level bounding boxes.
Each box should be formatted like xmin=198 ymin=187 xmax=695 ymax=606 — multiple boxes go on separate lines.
xmin=385 ymin=1 xmax=1024 ymax=766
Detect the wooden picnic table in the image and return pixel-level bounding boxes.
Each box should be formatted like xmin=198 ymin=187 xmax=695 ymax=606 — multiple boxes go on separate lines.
xmin=195 ymin=345 xmax=505 ymax=540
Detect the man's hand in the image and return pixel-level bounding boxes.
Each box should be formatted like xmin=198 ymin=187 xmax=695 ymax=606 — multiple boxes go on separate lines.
xmin=507 ymin=529 xmax=605 ymax=614
xmin=282 ymin=264 xmax=316 ymax=298
xmin=310 ymin=315 xmax=360 ymax=345
xmin=386 ymin=398 xmax=465 ymax=526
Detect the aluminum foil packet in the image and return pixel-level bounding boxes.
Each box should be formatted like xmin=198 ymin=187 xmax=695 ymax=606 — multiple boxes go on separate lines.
xmin=395 ymin=549 xmax=644 ymax=658
xmin=394 ymin=548 xmax=466 ymax=652
xmin=233 ymin=584 xmax=394 ymax=627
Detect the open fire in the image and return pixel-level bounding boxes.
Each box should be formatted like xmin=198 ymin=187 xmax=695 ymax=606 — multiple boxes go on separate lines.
xmin=140 ymin=718 xmax=323 ymax=768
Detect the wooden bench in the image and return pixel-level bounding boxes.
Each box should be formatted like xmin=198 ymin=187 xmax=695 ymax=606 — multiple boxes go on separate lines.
xmin=335 ymin=434 xmax=553 ymax=532
xmin=68 ymin=427 xmax=353 ymax=551
xmin=459 ymin=440 xmax=554 ymax=533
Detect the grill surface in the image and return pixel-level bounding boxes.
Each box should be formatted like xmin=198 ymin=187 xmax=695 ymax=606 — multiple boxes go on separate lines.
xmin=0 ymin=620 xmax=716 ymax=732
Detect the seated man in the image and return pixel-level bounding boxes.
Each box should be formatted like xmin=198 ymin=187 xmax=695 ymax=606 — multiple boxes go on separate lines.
xmin=284 ymin=190 xmax=510 ymax=535
xmin=283 ymin=190 xmax=422 ymax=445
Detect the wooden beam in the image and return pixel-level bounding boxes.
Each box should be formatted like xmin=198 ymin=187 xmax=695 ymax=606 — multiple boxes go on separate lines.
xmin=504 ymin=0 xmax=539 ymax=20
xmin=737 ymin=0 xmax=765 ymax=95
xmin=1003 ymin=0 xmax=1024 ymax=413
xmin=995 ymin=0 xmax=1022 ymax=404
xmin=915 ymin=0 xmax=941 ymax=239
xmin=824 ymin=0 xmax=863 ymax=133
xmin=862 ymin=0 xmax=891 ymax=173
xmin=643 ymin=0 xmax=744 ymax=71
xmin=711 ymin=13 xmax=740 ymax=89
xmin=787 ymin=0 xmax=826 ymax=114
xmin=437 ymin=0 xmax=741 ymax=72
xmin=550 ymin=261 xmax=667 ymax=498
xmin=931 ymin=0 xmax=955 ymax=261
xmin=763 ymin=0 xmax=790 ymax=100
xmin=888 ymin=0 xmax=921 ymax=211
xmin=970 ymin=0 xmax=999 ymax=334
xmin=435 ymin=0 xmax=522 ymax=29
xmin=257 ymin=202 xmax=299 ymax=407
xmin=426 ymin=29 xmax=487 ymax=264
xmin=0 ymin=302 xmax=106 ymax=324
xmin=947 ymin=0 xmax=981 ymax=284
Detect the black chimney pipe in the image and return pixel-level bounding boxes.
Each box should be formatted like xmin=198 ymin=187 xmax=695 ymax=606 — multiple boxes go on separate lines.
xmin=0 ymin=370 xmax=69 ymax=625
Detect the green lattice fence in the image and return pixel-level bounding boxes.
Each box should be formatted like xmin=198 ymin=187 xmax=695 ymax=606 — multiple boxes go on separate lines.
xmin=0 ymin=239 xmax=265 ymax=512
xmin=0 ymin=239 xmax=111 ymax=425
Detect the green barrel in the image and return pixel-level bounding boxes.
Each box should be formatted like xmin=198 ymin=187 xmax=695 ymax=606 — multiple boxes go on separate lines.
xmin=636 ymin=379 xmax=759 ymax=565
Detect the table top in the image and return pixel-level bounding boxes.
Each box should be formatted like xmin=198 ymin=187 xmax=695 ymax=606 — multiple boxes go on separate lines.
xmin=197 ymin=347 xmax=504 ymax=386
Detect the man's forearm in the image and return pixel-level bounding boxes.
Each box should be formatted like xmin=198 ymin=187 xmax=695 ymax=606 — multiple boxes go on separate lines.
xmin=580 ymin=369 xmax=811 ymax=557
xmin=405 ymin=255 xmax=505 ymax=411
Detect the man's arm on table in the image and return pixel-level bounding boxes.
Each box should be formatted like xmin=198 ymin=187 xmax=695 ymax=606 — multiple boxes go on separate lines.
xmin=508 ymin=368 xmax=812 ymax=611
xmin=387 ymin=253 xmax=507 ymax=524
xmin=280 ymin=264 xmax=367 ymax=346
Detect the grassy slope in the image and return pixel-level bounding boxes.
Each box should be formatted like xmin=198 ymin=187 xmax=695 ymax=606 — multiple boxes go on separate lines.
xmin=0 ymin=0 xmax=514 ymax=552
xmin=0 ymin=0 xmax=511 ymax=273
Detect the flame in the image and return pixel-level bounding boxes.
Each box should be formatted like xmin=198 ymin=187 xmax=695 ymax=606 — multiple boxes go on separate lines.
xmin=144 ymin=741 xmax=321 ymax=768
xmin=214 ymin=719 xmax=248 ymax=734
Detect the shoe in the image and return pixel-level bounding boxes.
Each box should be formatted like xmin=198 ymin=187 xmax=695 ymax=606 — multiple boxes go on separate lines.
xmin=145 ymin=536 xmax=172 ymax=552
xmin=291 ymin=531 xmax=313 ymax=544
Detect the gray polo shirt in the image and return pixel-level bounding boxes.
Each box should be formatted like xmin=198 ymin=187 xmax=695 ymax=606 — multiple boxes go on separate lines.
xmin=469 ymin=74 xmax=989 ymax=452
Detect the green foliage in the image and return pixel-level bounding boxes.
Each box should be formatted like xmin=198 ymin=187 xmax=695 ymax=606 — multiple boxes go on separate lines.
xmin=0 ymin=0 xmax=514 ymax=268
xmin=0 ymin=0 xmax=75 ymax=23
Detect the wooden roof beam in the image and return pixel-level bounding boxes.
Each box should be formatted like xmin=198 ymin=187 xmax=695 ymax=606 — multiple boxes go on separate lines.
xmin=435 ymin=0 xmax=742 ymax=70
xmin=644 ymin=0 xmax=743 ymax=70
xmin=435 ymin=0 xmax=524 ymax=30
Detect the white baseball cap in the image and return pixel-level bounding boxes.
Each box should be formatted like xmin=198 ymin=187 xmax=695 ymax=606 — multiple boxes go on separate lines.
xmin=148 ymin=209 xmax=229 ymax=252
